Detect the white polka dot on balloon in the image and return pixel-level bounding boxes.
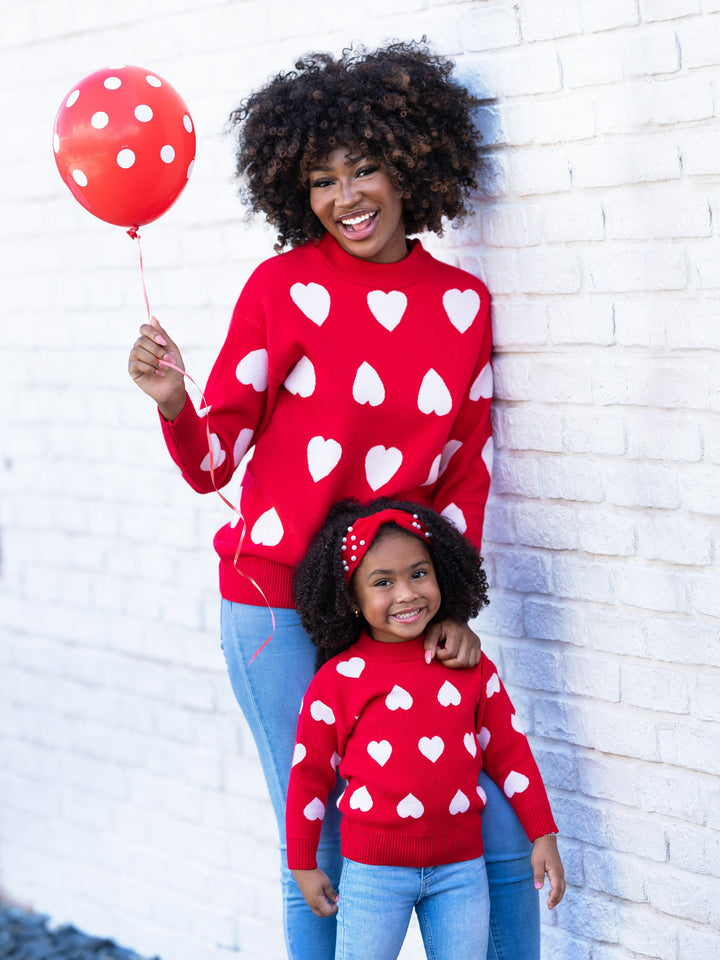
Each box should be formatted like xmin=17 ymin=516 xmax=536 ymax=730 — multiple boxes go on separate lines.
xmin=91 ymin=111 xmax=109 ymax=129
xmin=183 ymin=115 xmax=193 ymax=132
xmin=72 ymin=169 xmax=88 ymax=187
xmin=66 ymin=90 xmax=80 ymax=108
xmin=53 ymin=133 xmax=60 ymax=153
xmin=117 ymin=148 xmax=135 ymax=168
xmin=186 ymin=160 xmax=194 ymax=179
xmin=104 ymin=77 xmax=122 ymax=90
xmin=160 ymin=144 xmax=175 ymax=163
xmin=134 ymin=104 xmax=153 ymax=122
xmin=146 ymin=75 xmax=162 ymax=87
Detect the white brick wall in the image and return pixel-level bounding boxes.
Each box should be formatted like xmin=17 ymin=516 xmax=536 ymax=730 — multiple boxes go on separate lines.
xmin=1 ymin=1 xmax=719 ymax=958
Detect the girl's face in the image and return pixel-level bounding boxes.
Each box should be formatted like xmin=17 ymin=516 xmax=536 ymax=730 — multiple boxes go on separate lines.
xmin=308 ymin=148 xmax=408 ymax=264
xmin=351 ymin=529 xmax=441 ymax=644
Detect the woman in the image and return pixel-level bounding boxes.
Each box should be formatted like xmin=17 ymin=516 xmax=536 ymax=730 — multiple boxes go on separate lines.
xmin=128 ymin=40 xmax=540 ymax=960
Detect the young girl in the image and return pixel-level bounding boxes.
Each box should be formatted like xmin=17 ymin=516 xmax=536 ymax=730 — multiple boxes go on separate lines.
xmin=128 ymin=40 xmax=536 ymax=959
xmin=287 ymin=498 xmax=565 ymax=959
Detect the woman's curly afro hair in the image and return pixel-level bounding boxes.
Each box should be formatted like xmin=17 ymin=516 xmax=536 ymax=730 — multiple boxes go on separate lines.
xmin=227 ymin=39 xmax=485 ymax=249
xmin=293 ymin=497 xmax=489 ymax=669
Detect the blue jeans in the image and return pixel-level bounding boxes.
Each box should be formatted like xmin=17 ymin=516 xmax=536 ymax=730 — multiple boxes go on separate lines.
xmin=220 ymin=600 xmax=539 ymax=960
xmin=336 ymin=857 xmax=489 ymax=960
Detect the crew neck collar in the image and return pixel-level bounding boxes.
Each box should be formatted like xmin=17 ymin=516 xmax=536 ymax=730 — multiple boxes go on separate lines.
xmin=310 ymin=233 xmax=430 ymax=288
xmin=350 ymin=631 xmax=427 ymax=662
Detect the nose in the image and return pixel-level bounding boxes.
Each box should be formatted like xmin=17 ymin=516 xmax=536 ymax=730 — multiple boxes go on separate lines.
xmin=337 ymin=176 xmax=360 ymax=207
xmin=395 ymin=579 xmax=418 ymax=602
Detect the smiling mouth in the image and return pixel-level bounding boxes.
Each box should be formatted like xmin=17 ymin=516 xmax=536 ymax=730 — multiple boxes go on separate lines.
xmin=391 ymin=608 xmax=424 ymax=623
xmin=338 ymin=210 xmax=378 ymax=232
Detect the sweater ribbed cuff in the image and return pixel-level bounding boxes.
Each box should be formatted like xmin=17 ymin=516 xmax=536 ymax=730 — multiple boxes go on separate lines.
xmin=286 ymin=838 xmax=319 ymax=871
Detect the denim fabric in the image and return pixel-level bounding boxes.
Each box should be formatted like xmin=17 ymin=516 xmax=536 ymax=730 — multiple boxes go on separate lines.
xmin=336 ymin=857 xmax=489 ymax=960
xmin=220 ymin=600 xmax=539 ymax=960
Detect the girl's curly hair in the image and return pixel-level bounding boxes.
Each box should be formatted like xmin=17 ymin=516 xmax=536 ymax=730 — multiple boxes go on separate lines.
xmin=227 ymin=39 xmax=485 ymax=249
xmin=293 ymin=497 xmax=489 ymax=668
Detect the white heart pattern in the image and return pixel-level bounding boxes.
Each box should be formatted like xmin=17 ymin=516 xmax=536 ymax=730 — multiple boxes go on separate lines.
xmin=449 ymin=790 xmax=470 ymax=815
xmin=251 ymin=507 xmax=284 ymax=546
xmin=511 ymin=713 xmax=525 ymax=734
xmin=307 ymin=436 xmax=342 ymax=482
xmin=437 ymin=680 xmax=461 ymax=707
xmin=236 ymin=348 xmax=269 ymax=391
xmin=291 ymin=743 xmax=306 ymax=766
xmin=418 ymin=369 xmax=453 ymax=416
xmin=303 ymin=797 xmax=325 ymax=821
xmin=367 ymin=740 xmax=392 ymax=767
xmin=469 ymin=362 xmax=493 ymax=401
xmin=232 ymin=428 xmax=254 ymax=467
xmin=418 ymin=736 xmax=445 ymax=763
xmin=385 ymin=685 xmax=413 ymax=711
xmin=477 ymin=785 xmax=488 ymax=805
xmin=290 ymin=282 xmax=331 ymax=326
xmin=349 ymin=785 xmax=373 ymax=812
xmin=285 ymin=355 xmax=316 ymax=397
xmin=463 ymin=732 xmax=477 ymax=757
xmin=504 ymin=771 xmax=530 ymax=798
xmin=331 ymin=751 xmax=341 ymax=771
xmin=336 ymin=656 xmax=366 ymax=679
xmin=482 ymin=436 xmax=494 ymax=477
xmin=486 ymin=673 xmax=501 ymax=698
xmin=353 ymin=361 xmax=385 ymax=406
xmin=441 ymin=503 xmax=467 ymax=534
xmin=310 ymin=699 xmax=335 ymax=724
xmin=366 ymin=445 xmax=403 ymax=491
xmin=439 ymin=440 xmax=463 ymax=478
xmin=443 ymin=288 xmax=480 ymax=333
xmin=201 ymin=433 xmax=226 ymax=472
xmin=367 ymin=290 xmax=407 ymax=331
xmin=422 ymin=454 xmax=441 ymax=487
xmin=397 ymin=793 xmax=424 ymax=819
xmin=477 ymin=727 xmax=491 ymax=751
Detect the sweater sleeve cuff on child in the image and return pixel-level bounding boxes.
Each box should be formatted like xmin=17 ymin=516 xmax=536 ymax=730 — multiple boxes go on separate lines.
xmin=286 ymin=838 xmax=320 ymax=871
xmin=515 ymin=803 xmax=559 ymax=843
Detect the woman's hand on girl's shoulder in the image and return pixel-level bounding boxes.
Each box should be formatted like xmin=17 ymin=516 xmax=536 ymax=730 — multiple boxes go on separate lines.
xmin=424 ymin=620 xmax=481 ymax=669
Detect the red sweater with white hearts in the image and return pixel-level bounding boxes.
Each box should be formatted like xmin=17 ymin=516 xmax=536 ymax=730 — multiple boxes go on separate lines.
xmin=285 ymin=634 xmax=558 ymax=869
xmin=160 ymin=234 xmax=493 ymax=607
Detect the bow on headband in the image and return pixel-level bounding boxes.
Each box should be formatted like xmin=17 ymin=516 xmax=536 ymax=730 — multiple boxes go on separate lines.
xmin=341 ymin=508 xmax=432 ymax=584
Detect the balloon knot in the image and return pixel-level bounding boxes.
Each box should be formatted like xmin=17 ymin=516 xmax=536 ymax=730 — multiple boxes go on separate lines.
xmin=127 ymin=226 xmax=140 ymax=239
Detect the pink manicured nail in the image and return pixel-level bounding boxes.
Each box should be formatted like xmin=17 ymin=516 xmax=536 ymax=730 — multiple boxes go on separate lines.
xmin=425 ymin=650 xmax=433 ymax=664
xmin=154 ymin=334 xmax=168 ymax=346
xmin=535 ymin=882 xmax=542 ymax=889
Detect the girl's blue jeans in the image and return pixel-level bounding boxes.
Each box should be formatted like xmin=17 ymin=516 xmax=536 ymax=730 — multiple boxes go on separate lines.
xmin=221 ymin=600 xmax=540 ymax=960
xmin=336 ymin=857 xmax=489 ymax=960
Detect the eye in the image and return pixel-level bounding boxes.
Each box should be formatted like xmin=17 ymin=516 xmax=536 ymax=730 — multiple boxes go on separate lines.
xmin=373 ymin=578 xmax=392 ymax=588
xmin=356 ymin=165 xmax=379 ymax=178
xmin=310 ymin=177 xmax=333 ymax=189
xmin=411 ymin=569 xmax=428 ymax=580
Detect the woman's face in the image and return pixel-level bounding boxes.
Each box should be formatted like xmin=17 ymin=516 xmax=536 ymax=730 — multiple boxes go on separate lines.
xmin=308 ymin=148 xmax=408 ymax=264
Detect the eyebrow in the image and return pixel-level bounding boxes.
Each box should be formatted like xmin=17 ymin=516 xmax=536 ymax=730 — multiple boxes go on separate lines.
xmin=365 ymin=560 xmax=429 ymax=579
xmin=310 ymin=154 xmax=365 ymax=171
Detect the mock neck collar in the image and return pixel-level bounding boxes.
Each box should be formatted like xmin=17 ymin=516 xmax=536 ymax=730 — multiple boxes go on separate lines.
xmin=309 ymin=233 xmax=430 ymax=288
xmin=351 ymin=631 xmax=426 ymax=663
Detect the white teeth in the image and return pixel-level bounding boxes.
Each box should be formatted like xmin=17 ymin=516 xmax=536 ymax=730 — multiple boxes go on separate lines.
xmin=341 ymin=212 xmax=374 ymax=227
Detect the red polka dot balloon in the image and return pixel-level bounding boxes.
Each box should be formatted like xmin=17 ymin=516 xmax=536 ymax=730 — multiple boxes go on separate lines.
xmin=53 ymin=65 xmax=196 ymax=229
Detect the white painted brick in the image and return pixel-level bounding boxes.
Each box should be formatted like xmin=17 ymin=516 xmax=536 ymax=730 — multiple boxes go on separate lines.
xmin=677 ymin=924 xmax=720 ymax=960
xmin=676 ymin=12 xmax=720 ymax=68
xmin=636 ymin=513 xmax=714 ymax=566
xmin=657 ymin=716 xmax=720 ymax=775
xmin=602 ymin=461 xmax=681 ymax=509
xmin=561 ymin=409 xmax=626 ymax=455
xmin=524 ymin=598 xmax=585 ymax=642
xmin=493 ymin=548 xmax=554 ymax=594
xmin=562 ymin=650 xmax=621 ymax=700
xmin=625 ymin=410 xmax=702 ymax=461
xmin=693 ymin=670 xmax=720 ymax=722
xmin=482 ymin=202 xmax=543 ymax=247
xmin=577 ymin=506 xmax=637 ymax=556
xmin=520 ymin=0 xmax=582 ymax=41
xmin=493 ymin=405 xmax=564 ymax=452
xmin=593 ymin=81 xmax=655 ymax=134
xmin=552 ymin=555 xmax=612 ymax=603
xmin=679 ymin=466 xmax=720 ymax=515
xmin=585 ymin=243 xmax=688 ymax=293
xmin=579 ymin=0 xmax=640 ymax=32
xmin=605 ymin=187 xmax=712 ymax=241
xmin=508 ymin=145 xmax=573 ymax=196
xmin=571 ymin=135 xmax=682 ymax=190
xmin=613 ymin=562 xmax=688 ymax=613
xmin=491 ymin=300 xmax=549 ymax=347
xmin=512 ymin=501 xmax=581 ymax=549
xmin=621 ymin=661 xmax=691 ymax=713
xmin=559 ymin=34 xmax=626 ymax=87
xmin=645 ymin=617 xmax=720 ymax=668
xmin=584 ymin=847 xmax=647 ymax=902
xmin=681 ymin=124 xmax=720 ymax=176
xmin=690 ymin=570 xmax=720 ymax=618
xmin=539 ymin=456 xmax=605 ymax=502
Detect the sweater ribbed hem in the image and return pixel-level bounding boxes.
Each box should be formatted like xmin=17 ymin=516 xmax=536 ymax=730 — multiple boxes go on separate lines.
xmin=339 ymin=822 xmax=485 ymax=868
xmin=286 ymin=837 xmax=322 ymax=871
xmin=218 ymin=556 xmax=296 ymax=608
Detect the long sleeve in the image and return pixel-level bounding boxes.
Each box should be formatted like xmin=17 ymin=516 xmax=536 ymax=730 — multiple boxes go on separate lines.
xmin=285 ymin=677 xmax=343 ymax=870
xmin=476 ymin=656 xmax=558 ymax=841
xmin=429 ymin=290 xmax=493 ymax=550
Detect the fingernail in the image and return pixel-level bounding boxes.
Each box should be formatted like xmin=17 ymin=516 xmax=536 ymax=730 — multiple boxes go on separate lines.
xmin=154 ymin=334 xmax=168 ymax=346
xmin=425 ymin=650 xmax=433 ymax=664
xmin=535 ymin=882 xmax=542 ymax=889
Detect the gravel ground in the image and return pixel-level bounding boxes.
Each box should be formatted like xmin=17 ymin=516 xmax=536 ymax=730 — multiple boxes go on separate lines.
xmin=0 ymin=907 xmax=160 ymax=960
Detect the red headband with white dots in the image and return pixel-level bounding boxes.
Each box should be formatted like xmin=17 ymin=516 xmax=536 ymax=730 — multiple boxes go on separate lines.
xmin=341 ymin=508 xmax=433 ymax=585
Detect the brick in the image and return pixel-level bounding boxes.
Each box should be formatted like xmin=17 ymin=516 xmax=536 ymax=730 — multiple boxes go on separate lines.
xmin=577 ymin=506 xmax=637 ymax=556
xmin=579 ymin=0 xmax=640 ymax=31
xmin=493 ymin=547 xmax=554 ymax=593
xmin=491 ymin=455 xmax=542 ymax=497
xmin=635 ymin=513 xmax=713 ymax=566
xmin=563 ymin=651 xmax=621 ymax=701
xmin=508 ymin=145 xmax=573 ymax=196
xmin=613 ymin=562 xmax=688 ymax=613
xmin=493 ymin=405 xmax=564 ymax=452
xmin=491 ymin=300 xmax=549 ymax=347
xmin=539 ymin=456 xmax=605 ymax=502
xmin=520 ymin=0 xmax=582 ymax=41
xmin=676 ymin=13 xmax=720 ymax=68
xmin=552 ymin=555 xmax=612 ymax=603
xmin=603 ymin=461 xmax=681 ymax=509
xmin=529 ymin=357 xmax=594 ymax=403
xmin=621 ymin=661 xmax=690 ymax=714
xmin=571 ymin=135 xmax=682 ymax=189
xmin=561 ymin=409 xmax=626 ymax=455
xmin=584 ymin=847 xmax=647 ymax=902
